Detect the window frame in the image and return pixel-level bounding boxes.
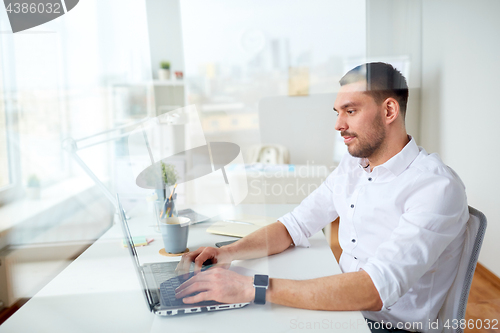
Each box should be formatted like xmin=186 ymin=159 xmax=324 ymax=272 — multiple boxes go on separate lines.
xmin=0 ymin=32 xmax=23 ymax=206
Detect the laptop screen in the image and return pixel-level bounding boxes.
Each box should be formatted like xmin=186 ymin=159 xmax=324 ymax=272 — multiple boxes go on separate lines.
xmin=116 ymin=194 xmax=155 ymax=310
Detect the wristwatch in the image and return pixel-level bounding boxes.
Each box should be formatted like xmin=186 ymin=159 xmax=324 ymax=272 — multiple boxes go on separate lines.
xmin=253 ymin=274 xmax=269 ymax=305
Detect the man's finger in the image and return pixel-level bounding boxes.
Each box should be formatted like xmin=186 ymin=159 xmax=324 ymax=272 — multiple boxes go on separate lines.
xmin=193 ymin=250 xmax=215 ymax=272
xmin=175 ymin=281 xmax=212 ymax=299
xmin=174 ymin=259 xmax=190 ymax=275
xmin=175 ymin=271 xmax=206 ymax=293
xmin=182 ymin=291 xmax=214 ymax=304
xmin=175 ymin=274 xmax=197 ymax=293
xmin=175 ymin=248 xmax=204 ymax=274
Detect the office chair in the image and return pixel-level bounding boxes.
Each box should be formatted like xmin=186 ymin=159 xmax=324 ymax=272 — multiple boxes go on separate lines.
xmin=438 ymin=206 xmax=487 ymax=333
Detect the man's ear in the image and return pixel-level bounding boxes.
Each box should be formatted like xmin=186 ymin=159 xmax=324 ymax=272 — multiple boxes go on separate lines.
xmin=383 ymin=98 xmax=400 ymax=124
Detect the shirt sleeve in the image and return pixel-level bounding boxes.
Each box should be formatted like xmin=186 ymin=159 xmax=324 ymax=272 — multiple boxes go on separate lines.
xmin=278 ymin=170 xmax=339 ymax=247
xmin=361 ymin=169 xmax=469 ymax=309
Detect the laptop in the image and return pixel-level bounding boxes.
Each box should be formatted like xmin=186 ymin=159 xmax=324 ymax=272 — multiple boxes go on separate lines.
xmin=116 ymin=194 xmax=250 ymax=316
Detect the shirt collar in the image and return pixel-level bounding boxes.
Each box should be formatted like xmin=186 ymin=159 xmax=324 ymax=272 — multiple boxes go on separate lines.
xmin=358 ymin=135 xmax=420 ymax=176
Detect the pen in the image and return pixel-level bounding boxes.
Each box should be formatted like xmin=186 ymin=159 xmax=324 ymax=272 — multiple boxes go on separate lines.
xmin=169 ymin=184 xmax=177 ymax=200
xmin=168 ymin=184 xmax=177 ymax=217
xmin=160 ymin=198 xmax=169 ymax=218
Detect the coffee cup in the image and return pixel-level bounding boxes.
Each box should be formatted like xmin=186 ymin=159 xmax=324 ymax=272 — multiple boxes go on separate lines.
xmin=160 ymin=216 xmax=190 ymax=254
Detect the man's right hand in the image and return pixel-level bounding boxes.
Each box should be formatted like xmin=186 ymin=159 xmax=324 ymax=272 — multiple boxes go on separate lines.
xmin=175 ymin=246 xmax=234 ymax=274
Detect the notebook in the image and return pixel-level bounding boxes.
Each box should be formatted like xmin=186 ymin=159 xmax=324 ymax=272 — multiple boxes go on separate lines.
xmin=206 ymin=214 xmax=277 ymax=237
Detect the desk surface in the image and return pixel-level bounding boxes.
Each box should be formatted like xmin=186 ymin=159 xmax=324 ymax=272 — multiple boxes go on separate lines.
xmin=0 ymin=204 xmax=369 ymax=333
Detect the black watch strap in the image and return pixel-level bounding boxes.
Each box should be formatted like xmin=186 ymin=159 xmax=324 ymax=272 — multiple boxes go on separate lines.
xmin=253 ymin=274 xmax=269 ymax=305
xmin=255 ymin=286 xmax=266 ymax=305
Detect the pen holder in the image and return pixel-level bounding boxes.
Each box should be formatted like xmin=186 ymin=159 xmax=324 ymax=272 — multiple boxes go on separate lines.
xmin=161 ymin=193 xmax=178 ymax=219
xmin=153 ymin=193 xmax=179 ymax=233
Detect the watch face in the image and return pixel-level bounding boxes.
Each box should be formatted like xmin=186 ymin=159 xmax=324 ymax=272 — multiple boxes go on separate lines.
xmin=254 ymin=274 xmax=269 ymax=286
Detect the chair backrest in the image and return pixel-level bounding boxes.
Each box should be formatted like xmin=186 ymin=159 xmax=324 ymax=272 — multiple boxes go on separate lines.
xmin=438 ymin=206 xmax=487 ymax=333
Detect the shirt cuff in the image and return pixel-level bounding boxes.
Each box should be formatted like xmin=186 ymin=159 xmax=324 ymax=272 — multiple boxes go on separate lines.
xmin=278 ymin=212 xmax=311 ymax=248
xmin=361 ymin=263 xmax=400 ymax=310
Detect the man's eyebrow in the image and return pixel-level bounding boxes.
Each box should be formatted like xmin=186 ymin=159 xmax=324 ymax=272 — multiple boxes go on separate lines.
xmin=333 ymin=102 xmax=357 ymax=112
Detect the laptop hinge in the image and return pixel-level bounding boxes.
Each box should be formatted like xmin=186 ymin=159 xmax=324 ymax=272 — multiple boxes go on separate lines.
xmin=140 ymin=267 xmax=156 ymax=311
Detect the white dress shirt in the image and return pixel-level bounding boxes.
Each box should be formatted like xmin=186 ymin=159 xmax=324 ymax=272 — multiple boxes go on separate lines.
xmin=278 ymin=137 xmax=469 ymax=332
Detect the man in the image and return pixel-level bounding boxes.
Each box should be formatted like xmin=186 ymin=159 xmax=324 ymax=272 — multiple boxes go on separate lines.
xmin=175 ymin=63 xmax=468 ymax=333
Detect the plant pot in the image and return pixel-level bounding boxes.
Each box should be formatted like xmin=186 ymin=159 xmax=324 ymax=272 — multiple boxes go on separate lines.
xmin=158 ymin=69 xmax=171 ymax=80
xmin=26 ymin=187 xmax=41 ymax=200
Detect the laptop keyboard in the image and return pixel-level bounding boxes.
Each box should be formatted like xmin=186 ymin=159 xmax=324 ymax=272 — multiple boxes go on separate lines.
xmin=159 ymin=272 xmax=218 ymax=308
xmin=149 ymin=262 xmax=194 ymax=307
xmin=159 ymin=273 xmax=193 ymax=307
xmin=150 ymin=262 xmax=179 ymax=284
xmin=149 ymin=262 xmax=216 ymax=308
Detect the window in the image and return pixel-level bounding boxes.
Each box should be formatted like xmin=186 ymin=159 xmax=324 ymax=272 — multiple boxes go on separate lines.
xmin=0 ymin=0 xmax=152 ymax=201
xmin=180 ymin=0 xmax=366 ymax=154
xmin=0 ymin=91 xmax=9 ymax=189
xmin=0 ymin=28 xmax=22 ymax=205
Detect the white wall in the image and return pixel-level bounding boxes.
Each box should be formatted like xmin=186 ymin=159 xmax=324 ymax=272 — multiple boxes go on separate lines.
xmin=365 ymin=0 xmax=422 ymax=142
xmin=420 ymin=0 xmax=500 ymax=276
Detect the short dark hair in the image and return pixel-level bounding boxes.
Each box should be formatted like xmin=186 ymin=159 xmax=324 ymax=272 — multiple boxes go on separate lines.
xmin=340 ymin=62 xmax=409 ymax=118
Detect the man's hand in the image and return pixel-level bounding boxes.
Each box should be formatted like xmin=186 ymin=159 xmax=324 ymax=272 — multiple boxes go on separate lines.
xmin=175 ymin=222 xmax=292 ymax=275
xmin=175 ymin=267 xmax=254 ymax=304
xmin=175 ymin=246 xmax=234 ymax=274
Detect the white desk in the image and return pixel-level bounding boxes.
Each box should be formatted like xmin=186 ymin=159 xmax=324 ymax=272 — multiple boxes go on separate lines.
xmin=0 ymin=204 xmax=370 ymax=333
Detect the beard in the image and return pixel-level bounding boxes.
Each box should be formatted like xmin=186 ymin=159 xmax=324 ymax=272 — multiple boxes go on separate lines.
xmin=342 ymin=113 xmax=386 ymax=159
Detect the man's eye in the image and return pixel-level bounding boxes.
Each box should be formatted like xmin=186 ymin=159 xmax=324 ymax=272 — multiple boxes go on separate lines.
xmin=347 ymin=110 xmax=355 ymax=114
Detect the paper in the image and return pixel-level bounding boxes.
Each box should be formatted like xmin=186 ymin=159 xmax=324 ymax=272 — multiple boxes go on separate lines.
xmin=206 ymin=214 xmax=277 ymax=237
xmin=122 ymin=237 xmax=154 ymax=247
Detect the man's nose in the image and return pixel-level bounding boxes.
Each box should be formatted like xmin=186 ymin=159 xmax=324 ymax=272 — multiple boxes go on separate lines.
xmin=334 ymin=113 xmax=347 ymax=132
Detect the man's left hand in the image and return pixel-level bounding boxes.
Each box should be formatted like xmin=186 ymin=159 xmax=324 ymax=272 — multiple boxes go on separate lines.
xmin=175 ymin=267 xmax=255 ymax=304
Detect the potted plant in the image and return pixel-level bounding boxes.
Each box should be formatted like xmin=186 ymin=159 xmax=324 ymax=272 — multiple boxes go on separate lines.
xmin=155 ymin=162 xmax=178 ymax=202
xmin=158 ymin=61 xmax=171 ymax=80
xmin=26 ymin=174 xmax=41 ymax=200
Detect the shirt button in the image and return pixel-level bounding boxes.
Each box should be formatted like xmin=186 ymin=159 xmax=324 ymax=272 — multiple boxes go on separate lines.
xmin=351 ymin=239 xmax=356 ymax=243
xmin=350 ymin=204 xmax=354 ymax=208
xmin=368 ymin=177 xmax=372 ymax=181
xmin=354 ymin=257 xmax=358 ymax=260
